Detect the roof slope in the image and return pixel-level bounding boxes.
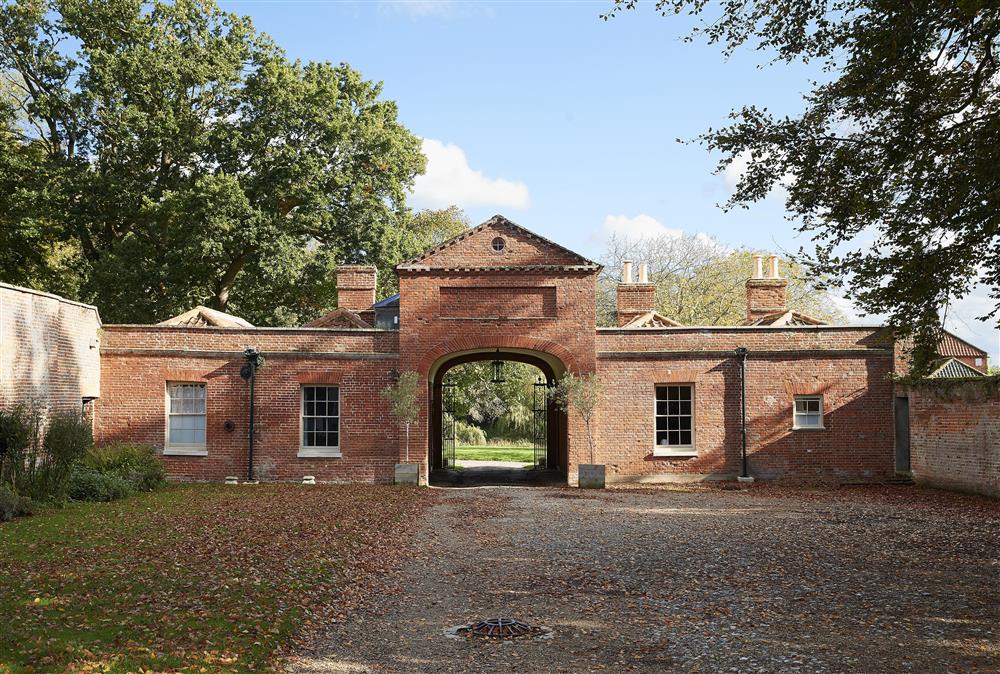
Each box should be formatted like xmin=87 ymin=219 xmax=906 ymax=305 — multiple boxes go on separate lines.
xmin=397 ymin=214 xmax=600 ymax=271
xmin=158 ymin=306 xmax=254 ymax=328
xmin=744 ymin=310 xmax=828 ymax=327
xmin=938 ymin=331 xmax=988 ymax=358
xmin=928 ymin=358 xmax=987 ymax=379
xmin=302 ymin=308 xmax=372 ymax=329
xmin=621 ymin=311 xmax=684 ymax=328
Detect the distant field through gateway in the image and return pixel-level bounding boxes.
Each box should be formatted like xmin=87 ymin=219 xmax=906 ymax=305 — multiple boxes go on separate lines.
xmin=455 ymin=445 xmax=534 ymax=464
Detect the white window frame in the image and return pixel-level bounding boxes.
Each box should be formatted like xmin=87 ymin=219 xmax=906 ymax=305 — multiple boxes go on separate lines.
xmin=975 ymin=357 xmax=984 ymax=368
xmin=653 ymin=383 xmax=696 ymax=457
xmin=298 ymin=384 xmax=342 ymax=458
xmin=164 ymin=382 xmax=207 ymax=456
xmin=793 ymin=395 xmax=825 ymax=430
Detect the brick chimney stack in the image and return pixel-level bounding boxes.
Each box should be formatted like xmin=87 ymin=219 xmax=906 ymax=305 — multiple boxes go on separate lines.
xmin=745 ymin=254 xmax=788 ymax=323
xmin=617 ymin=259 xmax=656 ymax=326
xmin=335 ymin=265 xmax=377 ymax=312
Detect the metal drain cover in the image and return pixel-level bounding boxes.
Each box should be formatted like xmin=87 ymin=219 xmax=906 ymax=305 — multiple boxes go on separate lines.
xmin=444 ymin=617 xmax=552 ymax=641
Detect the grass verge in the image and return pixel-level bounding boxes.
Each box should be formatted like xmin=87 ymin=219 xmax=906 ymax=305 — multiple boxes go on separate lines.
xmin=455 ymin=446 xmax=536 ymax=463
xmin=0 ymin=484 xmax=434 ymax=673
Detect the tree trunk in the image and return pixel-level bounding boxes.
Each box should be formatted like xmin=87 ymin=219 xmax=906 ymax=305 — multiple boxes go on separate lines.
xmin=405 ymin=422 xmax=410 ymax=463
xmin=211 ymin=252 xmax=248 ymax=311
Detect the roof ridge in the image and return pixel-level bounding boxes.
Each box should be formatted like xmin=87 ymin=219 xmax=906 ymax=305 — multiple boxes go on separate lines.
xmin=396 ymin=214 xmax=600 ymax=270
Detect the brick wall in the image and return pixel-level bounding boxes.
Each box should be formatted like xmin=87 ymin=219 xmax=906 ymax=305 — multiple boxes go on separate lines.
xmin=595 ymin=326 xmax=896 ymax=482
xmin=0 ymin=283 xmax=101 ymax=419
xmin=903 ymin=380 xmax=999 ymax=497
xmin=616 ymin=283 xmax=656 ymax=326
xmin=96 ymin=326 xmax=400 ymax=483
xmin=746 ymin=278 xmax=788 ymax=322
xmin=399 ymin=269 xmax=598 ymax=484
xmin=439 ymin=286 xmax=557 ymax=318
xmin=335 ymin=265 xmax=377 ymax=312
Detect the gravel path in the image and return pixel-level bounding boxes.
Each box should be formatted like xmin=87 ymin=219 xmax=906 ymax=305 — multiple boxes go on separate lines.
xmin=289 ymin=485 xmax=999 ymax=673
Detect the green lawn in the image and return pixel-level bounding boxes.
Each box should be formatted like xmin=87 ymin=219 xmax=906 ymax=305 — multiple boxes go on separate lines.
xmin=0 ymin=484 xmax=434 ymax=673
xmin=455 ymin=445 xmax=536 ymax=463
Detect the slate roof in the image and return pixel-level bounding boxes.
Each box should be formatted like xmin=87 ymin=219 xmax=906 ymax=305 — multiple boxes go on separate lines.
xmin=396 ymin=214 xmax=601 ymax=271
xmin=937 ymin=331 xmax=988 ymax=358
xmin=158 ymin=306 xmax=254 ymax=328
xmin=928 ymin=357 xmax=987 ymax=379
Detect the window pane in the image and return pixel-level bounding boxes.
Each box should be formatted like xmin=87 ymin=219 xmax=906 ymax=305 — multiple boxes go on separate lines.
xmin=656 ymin=417 xmax=667 ymax=431
xmin=656 ymin=401 xmax=668 ymax=415
xmin=669 ymin=431 xmax=680 ymax=445
xmin=328 ymin=387 xmax=339 ymax=401
xmin=656 ymin=431 xmax=669 ymax=445
xmin=315 ymin=387 xmax=326 ymax=401
xmin=668 ymin=401 xmax=680 ymax=415
xmin=668 ymin=417 xmax=679 ymax=431
xmin=655 ymin=386 xmax=668 ymax=401
xmin=679 ymin=431 xmax=692 ymax=446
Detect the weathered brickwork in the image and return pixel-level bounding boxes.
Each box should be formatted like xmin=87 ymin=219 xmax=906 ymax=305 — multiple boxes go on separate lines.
xmin=7 ymin=216 xmax=994 ymax=489
xmin=903 ymin=381 xmax=999 ymax=497
xmin=439 ymin=286 xmax=557 ymax=318
xmin=746 ymin=278 xmax=789 ymax=323
xmin=0 ymin=283 xmax=101 ymax=420
xmin=335 ymin=265 xmax=378 ymax=312
xmin=615 ymin=283 xmax=656 ymax=326
xmin=596 ymin=327 xmax=896 ymax=482
xmin=96 ymin=327 xmax=399 ymax=483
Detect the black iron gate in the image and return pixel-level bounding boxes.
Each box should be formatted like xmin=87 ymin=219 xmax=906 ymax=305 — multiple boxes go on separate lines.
xmin=442 ymin=380 xmax=457 ymax=469
xmin=532 ymin=377 xmax=548 ymax=469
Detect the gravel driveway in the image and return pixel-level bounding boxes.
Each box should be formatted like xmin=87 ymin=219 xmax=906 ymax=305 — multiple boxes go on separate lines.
xmin=289 ymin=485 xmax=999 ymax=673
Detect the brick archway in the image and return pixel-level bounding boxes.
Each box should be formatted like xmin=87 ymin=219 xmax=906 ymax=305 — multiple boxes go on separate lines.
xmin=427 ymin=348 xmax=569 ymax=478
xmin=416 ymin=335 xmax=580 ymax=379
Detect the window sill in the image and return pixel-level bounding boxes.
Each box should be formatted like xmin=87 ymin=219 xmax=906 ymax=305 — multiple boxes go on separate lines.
xmin=653 ymin=449 xmax=697 ymax=458
xmin=792 ymin=426 xmax=826 ymax=431
xmin=163 ymin=447 xmax=207 ymax=457
xmin=297 ymin=449 xmax=342 ymax=459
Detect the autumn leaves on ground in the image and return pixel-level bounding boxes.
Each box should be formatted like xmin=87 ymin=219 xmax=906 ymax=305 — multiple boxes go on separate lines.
xmin=0 ymin=485 xmax=437 ymax=674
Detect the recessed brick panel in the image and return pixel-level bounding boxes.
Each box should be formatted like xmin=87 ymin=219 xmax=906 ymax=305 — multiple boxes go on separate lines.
xmin=440 ymin=286 xmax=557 ymax=319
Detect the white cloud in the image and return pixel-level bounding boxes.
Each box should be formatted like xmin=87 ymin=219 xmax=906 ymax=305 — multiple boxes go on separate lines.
xmin=602 ymin=214 xmax=683 ymax=240
xmin=723 ymin=150 xmax=794 ymax=194
xmin=410 ymin=138 xmax=530 ymax=210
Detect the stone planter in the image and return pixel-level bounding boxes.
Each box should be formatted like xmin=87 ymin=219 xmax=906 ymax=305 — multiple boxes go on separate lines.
xmin=578 ymin=463 xmax=606 ymax=489
xmin=394 ymin=462 xmax=420 ymax=486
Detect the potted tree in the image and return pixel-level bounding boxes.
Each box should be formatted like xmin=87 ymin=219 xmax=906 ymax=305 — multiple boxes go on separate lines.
xmin=552 ymin=372 xmax=604 ymax=488
xmin=382 ymin=371 xmax=421 ymax=486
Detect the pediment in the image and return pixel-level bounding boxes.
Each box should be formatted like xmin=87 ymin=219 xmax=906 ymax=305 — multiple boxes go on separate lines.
xmin=397 ymin=214 xmax=599 ymax=271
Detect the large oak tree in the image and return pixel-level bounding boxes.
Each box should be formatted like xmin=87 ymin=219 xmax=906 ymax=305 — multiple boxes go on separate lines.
xmin=607 ymin=0 xmax=999 ymax=373
xmin=0 ymin=0 xmax=426 ymax=325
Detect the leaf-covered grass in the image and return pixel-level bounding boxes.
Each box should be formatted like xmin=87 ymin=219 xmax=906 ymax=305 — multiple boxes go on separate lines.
xmin=455 ymin=446 xmax=535 ymax=463
xmin=0 ymin=484 xmax=435 ymax=673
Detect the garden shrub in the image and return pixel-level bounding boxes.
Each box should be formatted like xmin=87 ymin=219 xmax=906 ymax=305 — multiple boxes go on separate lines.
xmin=27 ymin=413 xmax=93 ymax=501
xmin=455 ymin=420 xmax=488 ymax=446
xmin=83 ymin=443 xmax=165 ymax=492
xmin=0 ymin=405 xmax=39 ymax=494
xmin=0 ymin=484 xmax=32 ymax=522
xmin=67 ymin=465 xmax=133 ymax=502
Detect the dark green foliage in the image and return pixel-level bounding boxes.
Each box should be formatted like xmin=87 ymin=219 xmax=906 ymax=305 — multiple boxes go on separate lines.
xmin=0 ymin=406 xmax=92 ymax=506
xmin=67 ymin=465 xmax=133 ymax=502
xmin=0 ymin=0 xmax=426 ymax=325
xmin=0 ymin=405 xmax=37 ymax=493
xmin=606 ymin=1 xmax=1000 ymax=374
xmin=30 ymin=413 xmax=93 ymax=501
xmin=0 ymin=484 xmax=32 ymax=521
xmin=82 ymin=443 xmax=166 ymax=492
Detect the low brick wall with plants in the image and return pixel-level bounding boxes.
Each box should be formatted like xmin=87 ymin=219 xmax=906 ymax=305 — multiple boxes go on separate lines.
xmin=900 ymin=377 xmax=1000 ymax=498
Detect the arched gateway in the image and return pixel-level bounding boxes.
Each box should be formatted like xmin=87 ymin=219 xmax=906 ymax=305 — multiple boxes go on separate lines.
xmin=396 ymin=215 xmax=601 ymax=484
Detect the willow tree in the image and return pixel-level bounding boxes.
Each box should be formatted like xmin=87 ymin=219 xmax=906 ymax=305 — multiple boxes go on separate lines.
xmin=606 ymin=1 xmax=1000 ymax=373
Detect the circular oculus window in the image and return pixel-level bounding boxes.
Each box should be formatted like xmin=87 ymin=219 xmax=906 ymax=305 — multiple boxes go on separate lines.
xmin=491 ymin=237 xmax=507 ymax=252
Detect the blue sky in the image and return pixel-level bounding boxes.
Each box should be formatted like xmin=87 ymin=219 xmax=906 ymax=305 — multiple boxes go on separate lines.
xmin=221 ymin=0 xmax=998 ymax=362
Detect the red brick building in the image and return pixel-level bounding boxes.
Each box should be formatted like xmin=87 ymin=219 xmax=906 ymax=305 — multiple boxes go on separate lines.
xmin=93 ymin=215 xmax=903 ymax=485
